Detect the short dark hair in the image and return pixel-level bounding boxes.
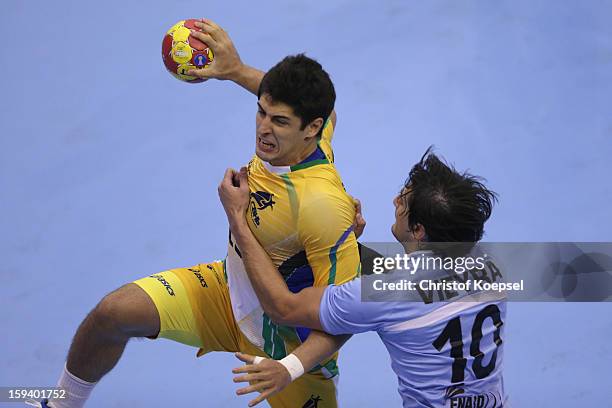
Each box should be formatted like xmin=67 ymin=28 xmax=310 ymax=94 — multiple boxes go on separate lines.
xmin=400 ymin=147 xmax=497 ymax=244
xmin=258 ymin=54 xmax=335 ymax=136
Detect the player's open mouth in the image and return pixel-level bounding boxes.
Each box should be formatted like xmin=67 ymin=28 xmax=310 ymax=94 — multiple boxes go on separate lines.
xmin=258 ymin=137 xmax=276 ymax=152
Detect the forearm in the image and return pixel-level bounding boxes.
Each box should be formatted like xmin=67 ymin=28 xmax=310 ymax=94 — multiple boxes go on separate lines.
xmin=230 ymin=218 xmax=295 ymax=322
xmin=291 ymin=331 xmax=351 ymax=372
xmin=231 ymin=331 xmax=351 ymax=404
xmin=230 ymin=64 xmax=265 ymax=95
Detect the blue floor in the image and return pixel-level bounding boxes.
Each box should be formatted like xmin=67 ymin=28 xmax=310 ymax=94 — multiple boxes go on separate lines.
xmin=2 ymin=0 xmax=611 ymax=406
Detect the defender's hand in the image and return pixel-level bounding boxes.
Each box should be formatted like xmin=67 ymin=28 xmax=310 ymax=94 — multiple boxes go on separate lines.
xmin=218 ymin=167 xmax=250 ymax=226
xmin=187 ymin=18 xmax=244 ymax=81
xmin=352 ymin=197 xmax=366 ymax=239
xmin=232 ymin=352 xmax=292 ymax=407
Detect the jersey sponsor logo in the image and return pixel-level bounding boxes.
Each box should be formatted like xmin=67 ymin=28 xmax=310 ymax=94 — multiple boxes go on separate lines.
xmin=149 ymin=274 xmax=175 ymax=296
xmin=251 ymin=191 xmax=275 ymax=210
xmin=249 ymin=191 xmax=275 ymax=227
xmin=445 ymin=384 xmax=465 ymax=399
xmin=301 ymin=395 xmax=322 ymax=408
xmin=448 ymin=391 xmax=502 ymax=407
xmin=206 ymin=264 xmax=223 ymax=286
xmin=187 ymin=267 xmax=208 ymax=288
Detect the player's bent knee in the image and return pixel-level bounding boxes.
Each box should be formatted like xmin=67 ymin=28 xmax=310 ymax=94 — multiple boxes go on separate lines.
xmin=93 ymin=283 xmax=160 ymax=339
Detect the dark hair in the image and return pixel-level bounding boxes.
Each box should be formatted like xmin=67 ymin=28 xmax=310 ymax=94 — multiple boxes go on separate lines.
xmin=258 ymin=54 xmax=335 ymax=137
xmin=400 ymin=147 xmax=497 ymax=245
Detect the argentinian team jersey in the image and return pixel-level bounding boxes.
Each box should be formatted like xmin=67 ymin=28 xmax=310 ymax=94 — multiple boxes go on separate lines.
xmin=226 ymin=120 xmax=360 ymax=376
xmin=320 ymin=250 xmax=508 ymax=407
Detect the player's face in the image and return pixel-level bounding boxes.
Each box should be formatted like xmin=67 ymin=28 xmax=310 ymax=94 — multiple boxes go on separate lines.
xmin=255 ymin=94 xmax=320 ymax=166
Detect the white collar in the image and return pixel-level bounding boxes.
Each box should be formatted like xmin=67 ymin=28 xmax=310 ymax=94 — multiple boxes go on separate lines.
xmin=263 ymin=160 xmax=291 ymax=175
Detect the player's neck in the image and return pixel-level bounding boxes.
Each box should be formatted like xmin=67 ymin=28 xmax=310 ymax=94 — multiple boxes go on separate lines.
xmin=269 ymin=142 xmax=318 ymax=167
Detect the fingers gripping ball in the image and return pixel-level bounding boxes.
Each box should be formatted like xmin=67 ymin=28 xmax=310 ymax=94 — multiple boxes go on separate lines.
xmin=162 ymin=19 xmax=214 ymax=83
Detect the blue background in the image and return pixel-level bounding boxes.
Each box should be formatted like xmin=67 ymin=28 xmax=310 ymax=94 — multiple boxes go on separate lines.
xmin=1 ymin=0 xmax=611 ymax=406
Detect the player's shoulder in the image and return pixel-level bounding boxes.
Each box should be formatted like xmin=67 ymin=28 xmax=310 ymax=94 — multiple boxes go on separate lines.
xmin=297 ymin=174 xmax=352 ymax=215
xmin=287 ymin=159 xmax=345 ymax=196
xmin=246 ymin=155 xmax=264 ymax=174
xmin=292 ymin=176 xmax=354 ymax=240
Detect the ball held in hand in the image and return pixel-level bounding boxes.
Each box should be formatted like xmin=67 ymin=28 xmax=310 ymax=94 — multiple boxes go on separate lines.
xmin=162 ymin=19 xmax=214 ymax=83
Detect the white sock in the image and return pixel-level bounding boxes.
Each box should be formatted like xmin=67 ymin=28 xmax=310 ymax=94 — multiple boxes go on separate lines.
xmin=48 ymin=364 xmax=96 ymax=408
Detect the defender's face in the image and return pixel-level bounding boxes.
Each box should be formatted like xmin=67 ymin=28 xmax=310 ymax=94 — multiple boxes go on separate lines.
xmin=255 ymin=94 xmax=313 ymax=166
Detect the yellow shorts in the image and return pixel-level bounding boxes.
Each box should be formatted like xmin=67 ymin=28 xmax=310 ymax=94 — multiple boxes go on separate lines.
xmin=133 ymin=261 xmax=338 ymax=408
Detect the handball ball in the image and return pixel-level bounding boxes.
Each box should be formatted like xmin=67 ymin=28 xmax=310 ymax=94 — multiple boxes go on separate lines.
xmin=162 ymin=19 xmax=214 ymax=83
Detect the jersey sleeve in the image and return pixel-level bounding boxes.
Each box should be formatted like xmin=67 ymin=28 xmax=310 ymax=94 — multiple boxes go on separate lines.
xmin=320 ymin=276 xmax=427 ymax=335
xmin=319 ymin=279 xmax=387 ymax=334
xmin=297 ymin=186 xmax=360 ymax=288
xmin=318 ymin=117 xmax=335 ymax=163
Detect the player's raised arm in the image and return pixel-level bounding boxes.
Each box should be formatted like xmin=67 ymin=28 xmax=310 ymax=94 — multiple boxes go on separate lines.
xmin=187 ymin=18 xmax=264 ymax=95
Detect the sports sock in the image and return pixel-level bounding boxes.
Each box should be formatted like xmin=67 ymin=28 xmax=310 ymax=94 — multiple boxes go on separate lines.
xmin=48 ymin=364 xmax=96 ymax=408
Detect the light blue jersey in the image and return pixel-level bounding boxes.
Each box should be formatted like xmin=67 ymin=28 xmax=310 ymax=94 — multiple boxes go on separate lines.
xmin=319 ymin=250 xmax=507 ymax=408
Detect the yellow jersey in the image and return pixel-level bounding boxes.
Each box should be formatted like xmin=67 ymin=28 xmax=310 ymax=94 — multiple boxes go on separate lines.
xmin=225 ymin=120 xmax=360 ymax=377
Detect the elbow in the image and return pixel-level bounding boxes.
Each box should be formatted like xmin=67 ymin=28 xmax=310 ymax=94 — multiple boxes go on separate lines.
xmin=271 ymin=314 xmax=294 ymax=327
xmin=267 ymin=300 xmax=298 ymax=326
xmin=269 ymin=314 xmax=290 ymax=326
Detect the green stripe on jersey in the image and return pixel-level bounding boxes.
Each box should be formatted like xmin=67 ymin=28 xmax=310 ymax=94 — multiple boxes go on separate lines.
xmin=328 ymin=225 xmax=355 ymax=284
xmin=280 ymin=174 xmax=299 ymax=218
xmin=262 ymin=314 xmax=287 ymax=359
xmin=290 ymin=158 xmax=329 ymax=172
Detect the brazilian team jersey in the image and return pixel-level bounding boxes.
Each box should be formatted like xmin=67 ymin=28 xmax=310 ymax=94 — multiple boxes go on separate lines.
xmin=225 ymin=120 xmax=360 ymax=377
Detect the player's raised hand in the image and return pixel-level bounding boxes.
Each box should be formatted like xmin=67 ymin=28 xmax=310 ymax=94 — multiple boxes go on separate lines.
xmin=187 ymin=18 xmax=243 ymax=81
xmin=218 ymin=167 xmax=250 ymax=225
xmin=232 ymin=352 xmax=292 ymax=407
xmin=352 ymin=197 xmax=366 ymax=239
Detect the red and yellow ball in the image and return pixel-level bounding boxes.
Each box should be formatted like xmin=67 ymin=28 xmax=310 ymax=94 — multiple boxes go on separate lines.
xmin=162 ymin=19 xmax=214 ymax=83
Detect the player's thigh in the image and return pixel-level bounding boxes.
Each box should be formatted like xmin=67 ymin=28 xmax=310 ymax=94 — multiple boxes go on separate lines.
xmin=133 ymin=261 xmax=241 ymax=352
xmin=267 ymin=372 xmax=338 ymax=408
xmin=96 ymin=282 xmax=160 ymax=338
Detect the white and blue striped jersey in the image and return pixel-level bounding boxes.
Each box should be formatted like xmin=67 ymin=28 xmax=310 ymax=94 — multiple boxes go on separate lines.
xmin=319 ymin=251 xmax=508 ymax=407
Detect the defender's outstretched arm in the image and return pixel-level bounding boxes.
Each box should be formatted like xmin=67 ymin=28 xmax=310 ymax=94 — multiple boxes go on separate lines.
xmin=232 ymin=331 xmax=351 ymax=407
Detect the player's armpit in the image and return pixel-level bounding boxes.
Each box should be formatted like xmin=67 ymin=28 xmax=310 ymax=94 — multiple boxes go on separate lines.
xmin=319 ymin=111 xmax=336 ymax=162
